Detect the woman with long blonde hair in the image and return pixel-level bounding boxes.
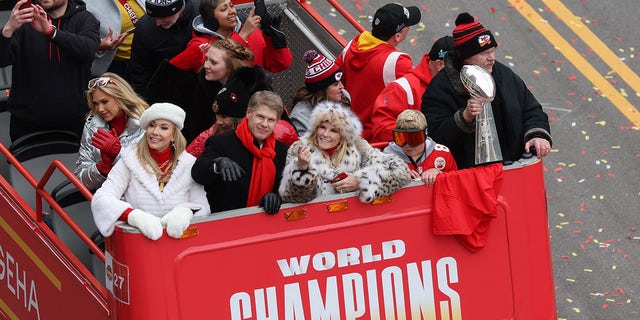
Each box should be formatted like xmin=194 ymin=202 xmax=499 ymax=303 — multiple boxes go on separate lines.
xmin=75 ymin=72 xmax=148 ymax=191
xmin=92 ymin=103 xmax=210 ymax=241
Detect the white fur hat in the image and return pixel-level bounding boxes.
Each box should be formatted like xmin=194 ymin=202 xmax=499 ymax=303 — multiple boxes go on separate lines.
xmin=139 ymin=103 xmax=186 ymax=130
xmin=305 ymin=101 xmax=362 ymax=144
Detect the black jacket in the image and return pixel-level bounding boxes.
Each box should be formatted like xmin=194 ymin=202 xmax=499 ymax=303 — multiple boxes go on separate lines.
xmin=421 ymin=57 xmax=551 ymax=169
xmin=145 ymin=59 xmax=221 ymax=143
xmin=0 ymin=0 xmax=100 ymax=138
xmin=191 ymin=131 xmax=288 ymax=213
xmin=129 ymin=0 xmax=195 ymax=95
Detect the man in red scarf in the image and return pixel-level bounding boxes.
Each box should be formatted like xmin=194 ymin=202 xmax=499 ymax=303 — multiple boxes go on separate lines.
xmin=191 ymin=91 xmax=288 ymax=214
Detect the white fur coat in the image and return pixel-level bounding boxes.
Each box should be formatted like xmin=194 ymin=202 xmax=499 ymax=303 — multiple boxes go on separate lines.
xmin=91 ymin=147 xmax=210 ymax=236
xmin=279 ymin=138 xmax=411 ymax=203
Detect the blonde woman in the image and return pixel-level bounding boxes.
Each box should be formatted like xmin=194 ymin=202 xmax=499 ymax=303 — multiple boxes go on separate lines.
xmin=279 ymin=101 xmax=411 ymax=203
xmin=92 ymin=103 xmax=210 ymax=240
xmin=75 ymin=72 xmax=148 ymax=191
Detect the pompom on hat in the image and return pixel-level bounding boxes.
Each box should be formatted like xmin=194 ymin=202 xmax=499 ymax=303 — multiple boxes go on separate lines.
xmin=146 ymin=0 xmax=184 ymax=18
xmin=140 ymin=103 xmax=186 ymax=130
xmin=306 ymin=101 xmax=362 ymax=145
xmin=452 ymin=12 xmax=497 ymax=61
xmin=303 ymin=50 xmax=343 ymax=93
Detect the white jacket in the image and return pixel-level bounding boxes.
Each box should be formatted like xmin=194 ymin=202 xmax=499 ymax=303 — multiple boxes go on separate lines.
xmin=92 ymin=146 xmax=210 ymax=236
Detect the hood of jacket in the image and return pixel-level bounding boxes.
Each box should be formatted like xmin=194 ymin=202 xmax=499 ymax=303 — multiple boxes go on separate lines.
xmin=344 ymin=31 xmax=394 ymax=72
xmin=383 ymin=137 xmax=437 ymax=163
xmin=192 ymin=14 xmax=242 ymax=39
xmin=304 ymin=101 xmax=362 ymax=146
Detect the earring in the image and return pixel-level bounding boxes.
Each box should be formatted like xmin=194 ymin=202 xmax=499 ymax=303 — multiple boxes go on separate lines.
xmin=171 ymin=141 xmax=176 ymax=149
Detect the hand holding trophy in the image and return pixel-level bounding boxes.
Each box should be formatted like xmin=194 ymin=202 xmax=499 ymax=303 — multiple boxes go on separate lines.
xmin=460 ymin=65 xmax=503 ymax=165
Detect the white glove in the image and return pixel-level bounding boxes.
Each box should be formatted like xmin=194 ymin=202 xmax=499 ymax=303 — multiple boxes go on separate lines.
xmin=127 ymin=209 xmax=163 ymax=240
xmin=161 ymin=207 xmax=193 ymax=239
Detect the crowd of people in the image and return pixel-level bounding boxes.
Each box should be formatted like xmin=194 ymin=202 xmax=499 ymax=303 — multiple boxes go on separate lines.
xmin=0 ymin=0 xmax=552 ymax=240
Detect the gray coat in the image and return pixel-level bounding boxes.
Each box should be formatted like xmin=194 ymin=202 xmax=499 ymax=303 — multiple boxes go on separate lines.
xmin=74 ymin=114 xmax=145 ymax=191
xmin=86 ymin=0 xmax=146 ymax=76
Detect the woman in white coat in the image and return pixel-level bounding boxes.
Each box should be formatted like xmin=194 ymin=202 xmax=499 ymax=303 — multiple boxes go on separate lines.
xmin=92 ymin=103 xmax=210 ymax=240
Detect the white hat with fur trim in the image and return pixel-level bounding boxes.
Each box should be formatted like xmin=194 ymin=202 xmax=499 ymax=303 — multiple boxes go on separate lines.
xmin=305 ymin=101 xmax=362 ymax=144
xmin=139 ymin=102 xmax=186 ymax=130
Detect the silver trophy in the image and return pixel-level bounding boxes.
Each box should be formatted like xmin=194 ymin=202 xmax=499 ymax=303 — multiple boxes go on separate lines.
xmin=460 ymin=65 xmax=503 ymax=165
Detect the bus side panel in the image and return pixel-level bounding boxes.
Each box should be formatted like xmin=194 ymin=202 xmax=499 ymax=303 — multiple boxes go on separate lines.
xmin=107 ymin=161 xmax=556 ymax=319
xmin=0 ymin=177 xmax=109 ymax=320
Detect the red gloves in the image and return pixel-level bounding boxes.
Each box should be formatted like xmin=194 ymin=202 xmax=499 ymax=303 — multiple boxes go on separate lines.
xmin=92 ymin=128 xmax=121 ymax=175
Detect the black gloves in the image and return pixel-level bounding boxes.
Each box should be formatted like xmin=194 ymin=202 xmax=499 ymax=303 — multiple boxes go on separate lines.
xmin=213 ymin=157 xmax=245 ymax=182
xmin=261 ymin=14 xmax=287 ymax=49
xmin=260 ymin=192 xmax=282 ymax=215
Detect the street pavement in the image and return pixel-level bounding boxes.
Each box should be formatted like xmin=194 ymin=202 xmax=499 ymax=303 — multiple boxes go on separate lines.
xmin=310 ymin=1 xmax=640 ymax=319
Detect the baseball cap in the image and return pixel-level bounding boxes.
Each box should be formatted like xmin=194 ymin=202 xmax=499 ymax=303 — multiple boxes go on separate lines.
xmin=146 ymin=0 xmax=184 ymax=18
xmin=428 ymin=36 xmax=455 ymax=61
xmin=372 ymin=3 xmax=421 ymax=40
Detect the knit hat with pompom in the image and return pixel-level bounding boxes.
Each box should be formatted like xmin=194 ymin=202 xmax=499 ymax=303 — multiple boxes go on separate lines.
xmin=303 ymin=50 xmax=343 ymax=92
xmin=452 ymin=12 xmax=497 ymax=61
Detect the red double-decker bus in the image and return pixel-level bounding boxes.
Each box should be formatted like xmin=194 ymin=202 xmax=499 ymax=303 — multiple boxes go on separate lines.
xmin=0 ymin=1 xmax=557 ymax=319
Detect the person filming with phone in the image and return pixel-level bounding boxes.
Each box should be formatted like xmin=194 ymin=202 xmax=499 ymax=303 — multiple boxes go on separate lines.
xmin=279 ymin=101 xmax=411 ymax=204
xmin=169 ymin=0 xmax=292 ymax=74
xmin=0 ymin=0 xmax=100 ymax=141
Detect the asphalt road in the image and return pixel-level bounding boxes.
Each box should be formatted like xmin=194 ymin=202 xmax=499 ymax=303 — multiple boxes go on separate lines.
xmin=310 ymin=1 xmax=640 ymax=319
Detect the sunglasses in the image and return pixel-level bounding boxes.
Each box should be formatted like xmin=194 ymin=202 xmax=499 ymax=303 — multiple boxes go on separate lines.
xmin=393 ymin=129 xmax=427 ymax=147
xmin=88 ymin=77 xmax=115 ymax=89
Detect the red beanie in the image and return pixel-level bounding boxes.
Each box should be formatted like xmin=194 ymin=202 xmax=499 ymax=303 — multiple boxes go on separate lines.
xmin=452 ymin=13 xmax=497 ymax=61
xmin=304 ymin=50 xmax=343 ymax=92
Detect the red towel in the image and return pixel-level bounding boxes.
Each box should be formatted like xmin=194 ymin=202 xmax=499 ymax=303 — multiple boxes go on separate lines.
xmin=432 ymin=163 xmax=503 ymax=252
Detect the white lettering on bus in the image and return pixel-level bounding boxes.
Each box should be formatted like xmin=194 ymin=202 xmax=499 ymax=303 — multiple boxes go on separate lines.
xmin=0 ymin=244 xmax=41 ymax=320
xmin=229 ymin=257 xmax=461 ymax=319
xmin=276 ymin=240 xmax=406 ymax=277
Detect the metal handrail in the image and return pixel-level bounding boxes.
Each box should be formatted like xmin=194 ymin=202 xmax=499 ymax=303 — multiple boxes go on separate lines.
xmin=295 ymin=0 xmax=365 ymax=47
xmin=37 ymin=160 xmax=104 ymax=262
xmin=0 ymin=141 xmax=103 ymax=262
xmin=325 ymin=0 xmax=366 ymax=33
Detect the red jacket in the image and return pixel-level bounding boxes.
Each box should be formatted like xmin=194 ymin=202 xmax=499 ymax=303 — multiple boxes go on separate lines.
xmin=170 ymin=29 xmax=292 ymax=73
xmin=336 ymin=32 xmax=413 ymax=140
xmin=370 ymin=54 xmax=435 ymax=143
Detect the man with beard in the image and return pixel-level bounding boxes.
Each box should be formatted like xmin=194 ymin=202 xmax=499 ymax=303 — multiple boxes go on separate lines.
xmin=0 ymin=0 xmax=100 ymax=141
xmin=129 ymin=0 xmax=196 ymax=95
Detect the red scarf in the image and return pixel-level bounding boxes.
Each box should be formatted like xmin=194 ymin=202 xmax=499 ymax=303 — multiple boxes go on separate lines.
xmin=235 ymin=117 xmax=276 ymax=206
xmin=110 ymin=111 xmax=127 ymax=136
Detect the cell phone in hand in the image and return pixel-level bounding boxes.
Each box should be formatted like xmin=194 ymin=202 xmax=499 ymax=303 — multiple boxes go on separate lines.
xmin=332 ymin=172 xmax=348 ymax=183
xmin=19 ymin=0 xmax=32 ymax=10
xmin=254 ymin=0 xmax=267 ymax=19
xmin=121 ymin=26 xmax=136 ymax=37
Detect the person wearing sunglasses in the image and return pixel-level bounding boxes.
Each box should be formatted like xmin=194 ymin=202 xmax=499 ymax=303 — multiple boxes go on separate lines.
xmin=370 ymin=35 xmax=455 ymax=144
xmin=279 ymin=101 xmax=411 ymax=204
xmin=383 ymin=110 xmax=457 ymax=187
xmin=92 ymin=103 xmax=210 ymax=240
xmin=75 ymin=73 xmax=148 ymax=191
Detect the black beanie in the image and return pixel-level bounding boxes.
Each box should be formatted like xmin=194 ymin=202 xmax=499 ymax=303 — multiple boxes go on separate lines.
xmin=213 ymin=67 xmax=269 ymax=118
xmin=452 ymin=13 xmax=497 ymax=61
